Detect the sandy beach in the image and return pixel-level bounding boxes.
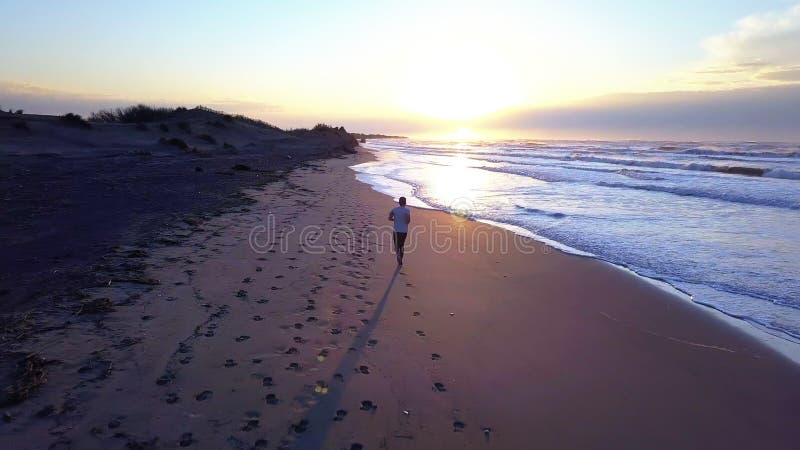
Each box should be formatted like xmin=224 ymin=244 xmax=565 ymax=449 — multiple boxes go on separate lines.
xmin=1 ymin=147 xmax=798 ymax=449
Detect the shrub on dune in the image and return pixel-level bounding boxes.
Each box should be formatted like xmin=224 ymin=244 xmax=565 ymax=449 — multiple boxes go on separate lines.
xmin=227 ymin=114 xmax=281 ymax=131
xmin=89 ymin=104 xmax=175 ymax=123
xmin=60 ymin=113 xmax=92 ymax=129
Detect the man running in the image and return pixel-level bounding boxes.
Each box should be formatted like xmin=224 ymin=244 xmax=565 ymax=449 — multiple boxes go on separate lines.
xmin=388 ymin=196 xmax=411 ymax=265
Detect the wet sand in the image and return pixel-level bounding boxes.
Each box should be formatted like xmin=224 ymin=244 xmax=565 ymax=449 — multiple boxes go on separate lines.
xmin=1 ymin=149 xmax=799 ymax=449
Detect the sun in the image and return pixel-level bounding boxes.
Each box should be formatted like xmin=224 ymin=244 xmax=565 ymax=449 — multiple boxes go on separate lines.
xmin=400 ymin=46 xmax=520 ymax=120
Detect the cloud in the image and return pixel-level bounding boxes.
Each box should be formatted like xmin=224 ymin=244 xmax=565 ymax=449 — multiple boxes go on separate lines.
xmin=0 ymin=81 xmax=283 ymax=119
xmin=683 ymin=3 xmax=800 ymax=88
xmin=704 ymin=4 xmax=800 ymax=67
xmin=0 ymin=81 xmax=120 ymax=115
xmin=758 ymin=67 xmax=800 ymax=81
xmin=482 ymin=84 xmax=800 ymax=141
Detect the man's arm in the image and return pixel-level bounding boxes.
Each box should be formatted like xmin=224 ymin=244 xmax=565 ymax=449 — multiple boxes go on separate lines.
xmin=388 ymin=210 xmax=394 ymax=222
xmin=405 ymin=209 xmax=411 ymax=224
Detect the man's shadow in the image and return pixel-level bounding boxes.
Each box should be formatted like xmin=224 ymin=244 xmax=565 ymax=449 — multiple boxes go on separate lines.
xmin=290 ymin=266 xmax=401 ymax=449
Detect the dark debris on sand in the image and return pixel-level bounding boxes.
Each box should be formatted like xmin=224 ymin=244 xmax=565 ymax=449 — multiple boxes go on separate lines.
xmin=0 ymin=353 xmax=48 ymax=407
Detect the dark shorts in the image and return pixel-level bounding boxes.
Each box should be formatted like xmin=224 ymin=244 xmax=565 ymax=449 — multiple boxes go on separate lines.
xmin=392 ymin=231 xmax=407 ymax=253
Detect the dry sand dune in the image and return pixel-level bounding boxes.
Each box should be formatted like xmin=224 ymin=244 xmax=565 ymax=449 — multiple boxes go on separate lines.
xmin=0 ymin=107 xmax=356 ymax=312
xmin=1 ymin=149 xmax=798 ymax=449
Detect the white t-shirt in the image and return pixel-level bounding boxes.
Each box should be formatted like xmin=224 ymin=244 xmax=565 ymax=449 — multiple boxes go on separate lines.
xmin=391 ymin=206 xmax=411 ymax=233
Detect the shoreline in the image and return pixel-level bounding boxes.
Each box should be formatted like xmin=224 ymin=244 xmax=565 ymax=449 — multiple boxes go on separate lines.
xmin=1 ymin=148 xmax=798 ymax=449
xmin=473 ymin=217 xmax=800 ymax=365
xmin=353 ymin=146 xmax=800 ymax=365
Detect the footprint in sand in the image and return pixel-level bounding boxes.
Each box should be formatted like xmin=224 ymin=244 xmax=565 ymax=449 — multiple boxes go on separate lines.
xmin=241 ymin=418 xmax=259 ymax=431
xmin=179 ymin=432 xmax=194 ymax=447
xmin=360 ymin=400 xmax=377 ymax=411
xmin=416 ymin=330 xmax=426 ymax=337
xmin=156 ymin=372 xmax=175 ymax=385
xmin=367 ymin=339 xmax=377 ymax=347
xmin=358 ymin=365 xmax=370 ymax=374
xmin=235 ymin=335 xmax=251 ymax=342
xmin=431 ymin=353 xmax=441 ymax=360
xmin=253 ymin=315 xmax=264 ymax=321
xmin=350 ymin=443 xmax=364 ymax=450
xmin=286 ymin=362 xmax=301 ymax=371
xmin=225 ymin=359 xmax=238 ymax=367
xmin=453 ymin=421 xmax=466 ymax=432
xmin=293 ymin=336 xmax=306 ymax=344
xmin=433 ymin=382 xmax=447 ymax=392
xmin=284 ymin=347 xmax=299 ymax=355
xmin=333 ymin=409 xmax=348 ymax=421
xmin=262 ymin=376 xmax=274 ymax=386
xmin=291 ymin=419 xmax=309 ymax=434
xmin=165 ymin=392 xmax=180 ymax=404
xmin=265 ymin=393 xmax=279 ymax=405
xmin=195 ymin=390 xmax=213 ymax=401
xmin=413 ymin=312 xmax=421 ymax=317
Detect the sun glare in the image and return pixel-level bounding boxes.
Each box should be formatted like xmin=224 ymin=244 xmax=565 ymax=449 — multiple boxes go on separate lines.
xmin=400 ymin=45 xmax=520 ymax=120
xmin=452 ymin=127 xmax=477 ymax=140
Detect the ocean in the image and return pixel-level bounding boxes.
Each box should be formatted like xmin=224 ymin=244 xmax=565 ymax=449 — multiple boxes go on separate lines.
xmin=351 ymin=139 xmax=800 ymax=345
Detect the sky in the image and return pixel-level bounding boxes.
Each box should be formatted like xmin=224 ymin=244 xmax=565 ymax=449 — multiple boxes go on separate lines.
xmin=1 ymin=0 xmax=799 ymax=140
